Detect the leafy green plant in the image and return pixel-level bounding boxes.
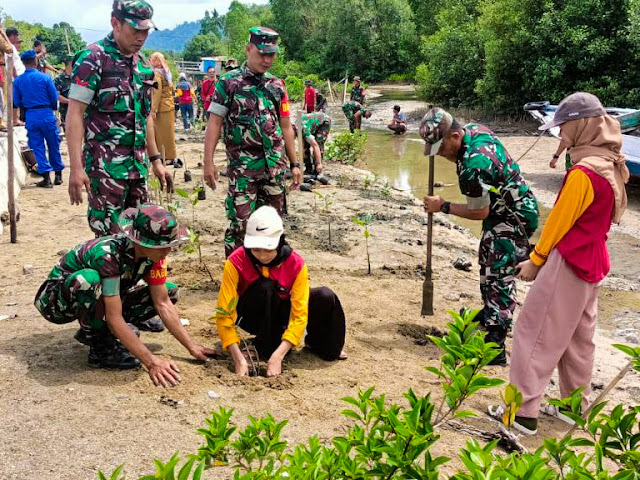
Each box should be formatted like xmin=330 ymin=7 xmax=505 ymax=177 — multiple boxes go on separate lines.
xmin=176 ymin=187 xmax=203 ymax=226
xmin=424 ymin=309 xmax=504 ymax=426
xmin=98 ymin=312 xmax=640 ymax=480
xmin=325 ymin=131 xmax=367 ymax=165
xmin=351 ymin=213 xmax=373 ymax=274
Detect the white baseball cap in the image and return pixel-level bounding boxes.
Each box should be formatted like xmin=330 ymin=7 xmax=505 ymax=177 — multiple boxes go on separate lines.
xmin=244 ymin=206 xmax=284 ymax=250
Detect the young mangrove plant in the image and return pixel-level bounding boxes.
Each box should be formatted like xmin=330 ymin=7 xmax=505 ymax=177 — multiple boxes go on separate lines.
xmin=351 ymin=213 xmax=373 ymax=274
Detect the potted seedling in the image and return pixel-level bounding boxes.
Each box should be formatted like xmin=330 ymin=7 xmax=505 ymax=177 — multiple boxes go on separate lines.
xmin=351 ymin=213 xmax=373 ymax=274
xmin=184 ymin=158 xmax=192 ymax=182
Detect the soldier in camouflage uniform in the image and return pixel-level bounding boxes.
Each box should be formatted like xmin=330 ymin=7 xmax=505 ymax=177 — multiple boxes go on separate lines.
xmin=342 ymin=100 xmax=371 ymax=133
xmin=54 ymin=55 xmax=73 ymax=131
xmin=350 ymin=76 xmax=366 ymax=105
xmin=203 ymin=27 xmax=301 ymax=257
xmin=66 ymin=0 xmax=173 ymax=238
xmin=34 ymin=205 xmax=215 ymax=385
xmin=294 ymin=111 xmax=331 ymax=175
xmin=420 ymin=108 xmax=539 ymax=366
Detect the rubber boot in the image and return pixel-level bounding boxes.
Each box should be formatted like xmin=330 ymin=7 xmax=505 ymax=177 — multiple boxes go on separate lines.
xmin=54 ymin=171 xmax=63 ymax=185
xmin=36 ymin=172 xmax=53 ymax=188
xmin=485 ymin=325 xmax=508 ymax=366
xmin=88 ymin=332 xmax=140 ymax=369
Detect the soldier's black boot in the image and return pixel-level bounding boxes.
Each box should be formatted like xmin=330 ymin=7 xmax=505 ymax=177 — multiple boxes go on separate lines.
xmin=88 ymin=332 xmax=141 ymax=370
xmin=75 ymin=323 xmax=140 ymax=345
xmin=136 ymin=315 xmax=165 ymax=332
xmin=54 ymin=171 xmax=63 ymax=185
xmin=36 ymin=172 xmax=53 ymax=188
xmin=485 ymin=325 xmax=508 ymax=366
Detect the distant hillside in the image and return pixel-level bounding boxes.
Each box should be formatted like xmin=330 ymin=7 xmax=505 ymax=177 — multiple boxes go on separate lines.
xmin=145 ymin=20 xmax=201 ymax=52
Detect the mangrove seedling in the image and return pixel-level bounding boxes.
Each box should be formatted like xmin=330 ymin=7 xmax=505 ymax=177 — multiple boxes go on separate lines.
xmin=351 ymin=213 xmax=373 ymax=274
xmin=313 ymin=191 xmax=335 ymax=248
xmin=176 ymin=186 xmax=203 ymax=226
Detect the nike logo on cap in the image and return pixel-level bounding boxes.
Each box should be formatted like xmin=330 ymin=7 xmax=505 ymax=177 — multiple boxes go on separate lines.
xmin=256 ymin=226 xmax=268 ymax=231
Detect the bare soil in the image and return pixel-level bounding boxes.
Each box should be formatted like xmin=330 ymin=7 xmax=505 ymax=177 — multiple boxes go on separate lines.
xmin=1 ymin=101 xmax=639 ymax=478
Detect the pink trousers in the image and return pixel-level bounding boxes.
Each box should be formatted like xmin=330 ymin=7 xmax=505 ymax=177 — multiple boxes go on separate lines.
xmin=510 ymin=249 xmax=599 ymax=418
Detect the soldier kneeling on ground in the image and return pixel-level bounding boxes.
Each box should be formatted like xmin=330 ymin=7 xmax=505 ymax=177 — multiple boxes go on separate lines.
xmin=215 ymin=206 xmax=348 ymax=377
xmin=34 ymin=205 xmax=216 ymax=387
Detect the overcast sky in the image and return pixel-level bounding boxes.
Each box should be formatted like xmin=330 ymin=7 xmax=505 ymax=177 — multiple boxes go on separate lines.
xmin=2 ymin=0 xmax=267 ymax=44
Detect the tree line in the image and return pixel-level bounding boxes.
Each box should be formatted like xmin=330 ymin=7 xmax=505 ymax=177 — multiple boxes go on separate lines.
xmin=183 ymin=0 xmax=640 ymax=113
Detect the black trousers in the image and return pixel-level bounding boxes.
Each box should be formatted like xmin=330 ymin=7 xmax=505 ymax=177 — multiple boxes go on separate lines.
xmin=237 ymin=277 xmax=346 ymax=360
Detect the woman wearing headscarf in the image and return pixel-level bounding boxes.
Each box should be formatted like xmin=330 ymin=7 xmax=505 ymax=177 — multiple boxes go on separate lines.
xmin=215 ymin=206 xmax=347 ymax=377
xmin=490 ymin=92 xmax=629 ymax=435
xmin=149 ymin=52 xmax=177 ymax=165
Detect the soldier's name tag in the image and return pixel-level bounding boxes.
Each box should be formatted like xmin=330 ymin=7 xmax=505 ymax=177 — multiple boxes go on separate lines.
xmin=103 ymin=69 xmax=125 ymax=78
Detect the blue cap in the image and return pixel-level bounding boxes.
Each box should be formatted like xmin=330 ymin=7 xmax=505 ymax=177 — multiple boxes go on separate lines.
xmin=20 ymin=50 xmax=36 ymax=61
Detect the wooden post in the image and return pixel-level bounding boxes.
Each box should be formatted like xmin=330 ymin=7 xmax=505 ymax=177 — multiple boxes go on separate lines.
xmin=6 ymin=54 xmax=17 ymax=243
xmin=296 ymin=110 xmax=304 ymax=169
xmin=343 ymin=75 xmax=348 ymax=104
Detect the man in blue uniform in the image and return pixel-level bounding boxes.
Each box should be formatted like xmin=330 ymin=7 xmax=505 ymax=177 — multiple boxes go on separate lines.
xmin=13 ymin=49 xmax=64 ymax=187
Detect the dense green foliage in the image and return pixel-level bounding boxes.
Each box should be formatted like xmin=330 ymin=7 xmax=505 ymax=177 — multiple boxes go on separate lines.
xmin=415 ymin=0 xmax=640 ymax=112
xmin=2 ymin=14 xmax=84 ymax=65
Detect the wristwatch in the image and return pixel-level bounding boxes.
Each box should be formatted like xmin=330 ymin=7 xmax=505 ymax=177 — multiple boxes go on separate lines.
xmin=149 ymin=154 xmax=162 ymax=163
xmin=290 ymin=162 xmax=301 ymax=169
xmin=440 ymin=201 xmax=451 ymax=214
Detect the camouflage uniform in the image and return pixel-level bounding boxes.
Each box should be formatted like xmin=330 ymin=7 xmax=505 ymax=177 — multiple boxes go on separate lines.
xmin=342 ymin=101 xmax=368 ymax=133
xmin=458 ymin=123 xmax=539 ymax=329
xmin=34 ymin=234 xmax=178 ymax=337
xmin=301 ymin=112 xmax=331 ymax=174
xmin=54 ymin=72 xmax=72 ymax=126
xmin=68 ymin=1 xmax=157 ymax=237
xmin=350 ymin=83 xmax=366 ymax=105
xmin=208 ymin=27 xmax=291 ymax=257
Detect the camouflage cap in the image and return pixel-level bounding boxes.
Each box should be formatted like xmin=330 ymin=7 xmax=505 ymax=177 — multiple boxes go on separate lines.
xmin=248 ymin=26 xmax=280 ymax=53
xmin=353 ymin=76 xmax=361 ymax=82
xmin=419 ymin=107 xmax=455 ymax=156
xmin=119 ymin=204 xmax=189 ymax=249
xmin=112 ymin=0 xmax=156 ymax=31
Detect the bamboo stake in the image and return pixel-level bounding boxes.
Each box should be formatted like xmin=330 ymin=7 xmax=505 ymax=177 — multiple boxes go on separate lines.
xmin=342 ymin=75 xmax=348 ymax=104
xmin=6 ymin=54 xmax=17 ymax=243
xmin=64 ymin=28 xmax=71 ymax=55
xmin=327 ymin=79 xmax=335 ymax=104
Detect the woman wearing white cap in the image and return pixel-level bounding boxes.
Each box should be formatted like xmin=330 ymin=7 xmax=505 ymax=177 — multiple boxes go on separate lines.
xmin=214 ymin=206 xmax=347 ymax=376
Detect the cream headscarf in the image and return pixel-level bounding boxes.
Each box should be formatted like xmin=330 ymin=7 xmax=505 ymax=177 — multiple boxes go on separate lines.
xmin=562 ymin=115 xmax=629 ymax=223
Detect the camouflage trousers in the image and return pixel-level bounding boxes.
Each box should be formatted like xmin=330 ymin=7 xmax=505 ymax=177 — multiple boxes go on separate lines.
xmin=88 ymin=176 xmax=148 ymax=237
xmin=225 ymin=168 xmax=285 ymax=257
xmin=34 ymin=271 xmax=178 ymax=336
xmin=478 ymin=224 xmax=531 ymax=329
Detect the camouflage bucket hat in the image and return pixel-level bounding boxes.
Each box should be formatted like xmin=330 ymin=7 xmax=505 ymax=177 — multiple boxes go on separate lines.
xmin=419 ymin=107 xmax=454 ymax=156
xmin=248 ymin=26 xmax=280 ymax=53
xmin=119 ymin=204 xmax=189 ymax=249
xmin=112 ymin=0 xmax=156 ymax=31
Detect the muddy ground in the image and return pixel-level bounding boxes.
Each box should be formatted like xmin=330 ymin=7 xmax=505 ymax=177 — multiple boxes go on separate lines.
xmin=0 ymin=92 xmax=639 ymax=478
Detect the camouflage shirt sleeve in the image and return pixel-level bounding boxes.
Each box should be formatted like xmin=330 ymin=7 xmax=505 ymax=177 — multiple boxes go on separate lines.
xmin=208 ymin=76 xmax=231 ymax=117
xmin=458 ymin=151 xmax=494 ymax=210
xmin=69 ymin=48 xmax=101 ymax=105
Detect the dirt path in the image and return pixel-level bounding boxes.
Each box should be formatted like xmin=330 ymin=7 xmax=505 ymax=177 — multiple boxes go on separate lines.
xmin=0 ymin=112 xmax=639 ymax=478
